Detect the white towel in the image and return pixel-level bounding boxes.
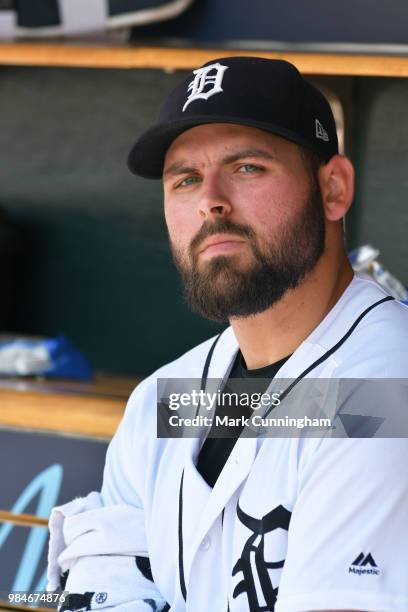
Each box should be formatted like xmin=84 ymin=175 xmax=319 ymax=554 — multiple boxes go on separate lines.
xmin=47 ymin=492 xmax=168 ymax=612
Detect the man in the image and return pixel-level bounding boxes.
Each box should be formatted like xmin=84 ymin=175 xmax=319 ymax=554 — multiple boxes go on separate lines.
xmin=48 ymin=57 xmax=408 ymax=611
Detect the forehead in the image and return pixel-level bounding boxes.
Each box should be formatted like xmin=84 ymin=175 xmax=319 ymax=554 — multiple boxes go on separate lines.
xmin=164 ymin=123 xmax=299 ymax=169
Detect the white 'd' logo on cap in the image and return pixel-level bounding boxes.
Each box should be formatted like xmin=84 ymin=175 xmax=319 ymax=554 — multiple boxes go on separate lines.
xmin=182 ymin=62 xmax=228 ymax=112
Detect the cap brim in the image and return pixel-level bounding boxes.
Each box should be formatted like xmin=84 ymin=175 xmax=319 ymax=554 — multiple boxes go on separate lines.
xmin=127 ymin=115 xmax=330 ymax=179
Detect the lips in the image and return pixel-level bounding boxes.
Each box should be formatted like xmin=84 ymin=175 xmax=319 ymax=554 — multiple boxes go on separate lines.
xmin=198 ymin=234 xmax=246 ymax=255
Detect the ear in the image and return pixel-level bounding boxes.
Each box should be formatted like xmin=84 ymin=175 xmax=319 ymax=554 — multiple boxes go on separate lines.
xmin=318 ymin=155 xmax=355 ymax=221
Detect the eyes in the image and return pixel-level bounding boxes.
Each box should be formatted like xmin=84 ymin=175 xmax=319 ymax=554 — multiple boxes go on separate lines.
xmin=174 ymin=163 xmax=263 ymax=189
xmin=238 ymin=163 xmax=260 ymax=174
xmin=178 ymin=175 xmax=200 ymax=188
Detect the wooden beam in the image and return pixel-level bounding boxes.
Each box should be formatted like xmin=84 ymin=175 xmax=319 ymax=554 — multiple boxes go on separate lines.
xmin=0 ymin=374 xmax=136 ymax=398
xmin=0 ymin=43 xmax=408 ymax=76
xmin=0 ymin=375 xmax=136 ymax=437
xmin=0 ymin=390 xmax=125 ymax=438
xmin=0 ymin=510 xmax=48 ymax=528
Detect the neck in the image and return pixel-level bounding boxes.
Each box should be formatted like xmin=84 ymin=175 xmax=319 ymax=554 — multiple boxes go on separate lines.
xmin=229 ymin=250 xmax=354 ymax=370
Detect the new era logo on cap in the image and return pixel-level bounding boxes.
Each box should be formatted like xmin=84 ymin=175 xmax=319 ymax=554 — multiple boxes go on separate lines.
xmin=316 ymin=119 xmax=329 ymax=142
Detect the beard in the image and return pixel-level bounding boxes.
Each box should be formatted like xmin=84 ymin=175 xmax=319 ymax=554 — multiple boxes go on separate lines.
xmin=169 ymin=181 xmax=326 ymax=322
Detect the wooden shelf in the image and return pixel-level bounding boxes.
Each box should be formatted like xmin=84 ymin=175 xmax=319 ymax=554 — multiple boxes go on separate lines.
xmin=0 ymin=391 xmax=125 ymax=438
xmin=0 ymin=509 xmax=48 ymax=528
xmin=0 ymin=375 xmax=137 ymax=438
xmin=1 ymin=42 xmax=408 ymax=76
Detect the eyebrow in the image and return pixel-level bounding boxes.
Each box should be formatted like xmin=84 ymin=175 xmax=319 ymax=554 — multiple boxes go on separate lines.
xmin=163 ymin=148 xmax=276 ymax=179
xmin=163 ymin=162 xmax=198 ymax=179
xmin=222 ymin=148 xmax=276 ymax=165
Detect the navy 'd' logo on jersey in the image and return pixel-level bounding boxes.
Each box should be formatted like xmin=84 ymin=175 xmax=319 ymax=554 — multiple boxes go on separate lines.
xmin=233 ymin=504 xmax=292 ymax=611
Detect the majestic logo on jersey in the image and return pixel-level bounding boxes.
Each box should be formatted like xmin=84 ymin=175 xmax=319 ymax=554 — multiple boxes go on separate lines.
xmin=232 ymin=504 xmax=292 ymax=611
xmin=182 ymin=62 xmax=228 ymax=112
xmin=349 ymin=552 xmax=380 ymax=576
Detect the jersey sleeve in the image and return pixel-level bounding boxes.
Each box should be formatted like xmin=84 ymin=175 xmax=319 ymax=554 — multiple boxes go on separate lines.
xmin=47 ymin=386 xmax=169 ymax=612
xmin=275 ymin=437 xmax=408 ymax=612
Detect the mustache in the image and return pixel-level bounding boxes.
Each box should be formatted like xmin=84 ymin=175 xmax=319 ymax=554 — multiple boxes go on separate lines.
xmin=189 ymin=219 xmax=256 ymax=256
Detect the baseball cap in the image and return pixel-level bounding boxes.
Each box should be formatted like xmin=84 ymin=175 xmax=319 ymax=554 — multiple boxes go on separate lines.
xmin=128 ymin=56 xmax=339 ymax=179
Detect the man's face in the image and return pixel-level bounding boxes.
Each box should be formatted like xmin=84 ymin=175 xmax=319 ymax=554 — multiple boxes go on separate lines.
xmin=163 ymin=123 xmax=325 ymax=321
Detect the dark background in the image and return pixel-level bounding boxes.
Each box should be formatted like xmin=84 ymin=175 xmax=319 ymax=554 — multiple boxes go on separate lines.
xmin=0 ymin=66 xmax=407 ymax=376
xmin=2 ymin=0 xmax=408 ymax=376
xmin=130 ymin=0 xmax=408 ymax=45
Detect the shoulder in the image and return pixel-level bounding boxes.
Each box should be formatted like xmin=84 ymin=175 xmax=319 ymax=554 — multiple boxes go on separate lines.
xmin=138 ymin=329 xmax=225 ymax=387
xmin=120 ymin=329 xmax=232 ymax=430
xmin=317 ymin=274 xmax=408 ymax=377
xmin=337 ymin=296 xmax=408 ymax=377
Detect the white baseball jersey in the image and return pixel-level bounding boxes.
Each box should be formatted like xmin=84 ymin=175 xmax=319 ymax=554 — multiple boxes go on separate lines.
xmin=48 ymin=273 xmax=408 ymax=612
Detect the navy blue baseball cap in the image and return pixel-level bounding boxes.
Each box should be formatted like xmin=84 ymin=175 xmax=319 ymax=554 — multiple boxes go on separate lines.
xmin=128 ymin=56 xmax=338 ymax=179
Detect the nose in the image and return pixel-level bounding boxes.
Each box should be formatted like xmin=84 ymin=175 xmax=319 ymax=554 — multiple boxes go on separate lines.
xmin=197 ymin=175 xmax=232 ymax=220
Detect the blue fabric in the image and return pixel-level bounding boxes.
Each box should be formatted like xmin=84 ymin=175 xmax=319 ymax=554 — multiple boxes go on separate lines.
xmin=0 ymin=335 xmax=93 ymax=380
xmin=44 ymin=335 xmax=93 ymax=380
